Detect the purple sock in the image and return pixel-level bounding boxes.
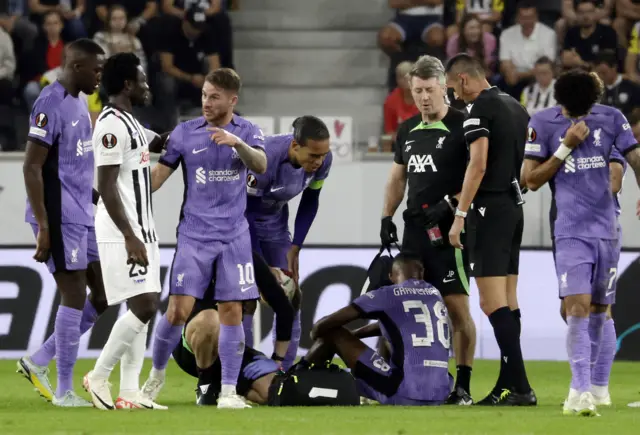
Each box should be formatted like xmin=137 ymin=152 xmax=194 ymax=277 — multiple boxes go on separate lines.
xmin=592 ymin=318 xmax=616 ymax=386
xmin=54 ymin=306 xmax=82 ymax=397
xmin=152 ymin=315 xmax=183 ymax=370
xmin=31 ymin=299 xmax=98 ymax=367
xmin=218 ymin=324 xmax=244 ymax=387
xmin=243 ymin=315 xmax=254 ymax=348
xmin=282 ymin=312 xmax=301 ymax=370
xmin=588 ymin=312 xmax=607 ymax=365
xmin=567 ymin=316 xmax=591 ymax=393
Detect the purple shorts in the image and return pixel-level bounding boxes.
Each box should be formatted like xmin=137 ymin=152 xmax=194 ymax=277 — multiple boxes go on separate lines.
xmin=169 ymin=229 xmax=259 ymax=302
xmin=353 ymin=348 xmax=446 ymax=406
xmin=555 ymin=236 xmax=620 ymax=305
xmin=30 ymin=223 xmax=99 ymax=274
xmin=256 ymin=239 xmax=290 ymax=270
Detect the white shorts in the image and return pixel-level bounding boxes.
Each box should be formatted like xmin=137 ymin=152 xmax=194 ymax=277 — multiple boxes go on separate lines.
xmin=97 ymin=241 xmax=161 ymax=306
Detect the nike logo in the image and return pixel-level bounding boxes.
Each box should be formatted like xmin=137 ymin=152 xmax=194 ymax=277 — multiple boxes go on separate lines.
xmin=571 ymin=358 xmax=585 ymax=363
xmin=72 ymin=120 xmax=79 ymax=126
xmin=92 ymin=389 xmax=114 ymax=410
xmin=605 ymin=290 xmax=616 ymax=297
xmin=442 ymin=278 xmax=455 ymax=283
xmin=405 ymin=140 xmax=415 ymax=145
xmin=241 ymin=285 xmax=255 ymax=292
xmin=270 ymin=187 xmax=285 ymax=192
xmin=192 ymin=148 xmax=207 ymax=154
xmin=140 ymin=403 xmax=153 ymax=409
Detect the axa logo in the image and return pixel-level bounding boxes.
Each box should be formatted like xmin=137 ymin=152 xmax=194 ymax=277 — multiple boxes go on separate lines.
xmin=407 ymin=154 xmax=437 ymax=173
xmin=195 ymin=167 xmax=206 ymax=184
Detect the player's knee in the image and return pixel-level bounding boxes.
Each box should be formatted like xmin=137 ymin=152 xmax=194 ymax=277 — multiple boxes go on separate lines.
xmin=218 ymin=301 xmax=243 ymax=324
xmin=243 ymin=299 xmax=257 ymax=316
xmin=423 ymin=26 xmax=444 ymax=48
xmin=378 ymin=26 xmax=399 ymax=50
xmin=566 ymin=301 xmax=590 ymax=318
xmin=166 ymin=300 xmax=191 ymax=325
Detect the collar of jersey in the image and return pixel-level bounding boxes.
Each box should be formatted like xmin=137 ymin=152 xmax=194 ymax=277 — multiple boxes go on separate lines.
xmin=410 ymin=120 xmax=450 ymax=133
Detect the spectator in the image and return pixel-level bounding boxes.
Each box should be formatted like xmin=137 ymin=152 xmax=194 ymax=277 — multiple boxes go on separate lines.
xmin=613 ymin=0 xmax=640 ymax=47
xmin=555 ymin=0 xmax=613 ymax=46
xmin=520 ymin=56 xmax=556 ymax=115
xmin=449 ymin=0 xmax=504 ymax=37
xmin=161 ymin=0 xmax=233 ymax=68
xmin=22 ymin=10 xmax=64 ymax=109
xmin=378 ymin=0 xmax=446 ymax=56
xmin=594 ymin=49 xmax=640 ymax=119
xmin=446 ymin=14 xmax=497 ymax=75
xmin=499 ymin=0 xmax=556 ymax=97
xmin=562 ymin=0 xmax=618 ymax=70
xmin=0 ymin=1 xmax=38 ymax=53
xmin=28 ymin=0 xmax=86 ymax=40
xmin=0 ymin=27 xmax=16 ymax=105
xmin=625 ymin=20 xmax=640 ymax=83
xmin=93 ymin=5 xmax=147 ymax=72
xmin=94 ymin=0 xmax=158 ymax=54
xmin=383 ymin=61 xmax=419 ymax=146
xmin=155 ymin=4 xmax=220 ymax=127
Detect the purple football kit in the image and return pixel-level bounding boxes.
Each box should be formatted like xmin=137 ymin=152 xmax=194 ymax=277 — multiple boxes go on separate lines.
xmin=25 ymin=81 xmax=98 ymax=274
xmin=525 ymin=105 xmax=637 ymax=306
xmin=246 ymin=133 xmax=332 ymax=269
xmin=159 ymin=115 xmax=265 ymax=302
xmin=350 ymin=279 xmax=452 ymax=405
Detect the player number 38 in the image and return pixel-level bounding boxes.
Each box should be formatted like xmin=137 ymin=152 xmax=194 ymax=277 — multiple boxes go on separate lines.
xmin=403 ymin=300 xmax=450 ymax=349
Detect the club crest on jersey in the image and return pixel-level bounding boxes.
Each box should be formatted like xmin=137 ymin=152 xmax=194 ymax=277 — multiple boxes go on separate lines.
xmin=527 ymin=127 xmax=536 ymax=142
xmin=247 ymin=174 xmax=257 ymax=187
xmin=34 ymin=113 xmax=48 ymax=128
xmin=101 ymin=134 xmax=117 ymax=149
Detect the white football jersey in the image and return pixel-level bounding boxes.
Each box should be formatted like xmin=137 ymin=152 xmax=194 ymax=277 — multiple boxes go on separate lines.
xmin=93 ymin=105 xmax=158 ymax=243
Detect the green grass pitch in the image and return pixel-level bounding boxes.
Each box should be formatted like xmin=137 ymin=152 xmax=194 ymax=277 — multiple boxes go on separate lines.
xmin=1 ymin=359 xmax=640 ymax=434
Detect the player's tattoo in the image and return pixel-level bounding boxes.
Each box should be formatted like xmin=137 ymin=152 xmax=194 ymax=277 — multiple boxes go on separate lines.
xmin=624 ymin=147 xmax=640 ymax=188
xmin=235 ymin=140 xmax=267 ymax=174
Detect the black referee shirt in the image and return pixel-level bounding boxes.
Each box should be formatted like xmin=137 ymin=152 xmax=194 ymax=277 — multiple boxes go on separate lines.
xmin=394 ymin=108 xmax=468 ymax=211
xmin=463 ymin=87 xmax=529 ymax=193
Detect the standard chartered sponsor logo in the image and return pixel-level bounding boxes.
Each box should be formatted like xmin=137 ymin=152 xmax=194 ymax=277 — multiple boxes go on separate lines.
xmin=565 ymin=155 xmax=606 ymax=173
xmin=195 ymin=167 xmax=240 ymax=183
xmin=195 ymin=167 xmax=207 ymax=184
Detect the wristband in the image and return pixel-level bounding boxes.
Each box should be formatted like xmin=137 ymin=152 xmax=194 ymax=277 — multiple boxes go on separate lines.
xmin=271 ymin=353 xmax=284 ymax=362
xmin=455 ymin=208 xmax=467 ymax=218
xmin=554 ymin=144 xmax=572 ymax=161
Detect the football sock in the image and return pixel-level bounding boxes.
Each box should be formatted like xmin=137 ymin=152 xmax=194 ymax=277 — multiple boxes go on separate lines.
xmin=197 ymin=363 xmax=217 ymax=387
xmin=455 ymin=365 xmax=472 ymax=393
xmin=219 ymin=324 xmax=244 ymax=393
xmin=54 ymin=306 xmax=82 ymax=397
xmin=489 ymin=307 xmax=530 ymax=394
xmin=93 ymin=310 xmax=146 ymax=380
xmin=592 ymin=318 xmax=616 ymax=388
xmin=567 ymin=316 xmax=591 ymax=393
xmin=513 ymin=309 xmax=522 ymax=337
xmin=282 ymin=311 xmax=301 ymax=370
xmin=31 ymin=298 xmax=98 ymax=367
xmin=588 ymin=312 xmax=606 ymax=365
xmin=242 ymin=314 xmax=254 ymax=348
xmin=120 ymin=324 xmax=148 ymax=396
xmin=152 ymin=315 xmax=183 ymax=370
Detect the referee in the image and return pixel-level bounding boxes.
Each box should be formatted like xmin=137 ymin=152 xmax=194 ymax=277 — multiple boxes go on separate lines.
xmin=445 ymin=54 xmax=536 ymax=406
xmin=380 ymin=55 xmax=477 ymax=405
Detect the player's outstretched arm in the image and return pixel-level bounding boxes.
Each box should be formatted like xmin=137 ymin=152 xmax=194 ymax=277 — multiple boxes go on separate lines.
xmin=23 ymin=142 xmax=49 ymax=229
xmin=151 ymin=163 xmax=175 ymax=192
xmin=622 ymin=147 xmax=640 ymax=189
xmin=148 ymin=131 xmax=171 ymax=154
xmin=234 ymin=140 xmax=267 ymax=174
xmin=382 ymin=162 xmax=407 ymax=217
xmin=311 ymin=305 xmax=360 ymax=341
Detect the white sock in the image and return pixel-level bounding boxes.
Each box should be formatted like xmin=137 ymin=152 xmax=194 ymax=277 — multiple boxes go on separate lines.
xmin=92 ymin=310 xmax=146 ymax=380
xmin=150 ymin=366 xmax=166 ymax=380
xmin=591 ymin=385 xmax=609 ymax=397
xmin=119 ymin=324 xmax=148 ymax=397
xmin=221 ymin=384 xmax=237 ymax=396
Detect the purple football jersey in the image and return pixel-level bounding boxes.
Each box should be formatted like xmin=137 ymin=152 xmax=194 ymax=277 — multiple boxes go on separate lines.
xmin=351 ymin=279 xmax=451 ymax=402
xmin=525 ymin=104 xmax=637 ymax=239
xmin=159 ymin=115 xmax=265 ymax=243
xmin=246 ymin=133 xmax=332 ymax=241
xmin=25 ymin=81 xmax=94 ymax=226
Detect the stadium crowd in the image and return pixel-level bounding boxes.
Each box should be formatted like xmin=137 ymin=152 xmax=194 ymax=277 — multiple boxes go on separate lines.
xmin=382 ymin=0 xmax=640 ymax=147
xmin=0 ymin=0 xmax=235 ymax=150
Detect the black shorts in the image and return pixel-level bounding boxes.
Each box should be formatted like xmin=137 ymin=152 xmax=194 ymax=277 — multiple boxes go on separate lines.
xmin=466 ymin=193 xmax=523 ymax=277
xmin=402 ymin=222 xmax=470 ymax=297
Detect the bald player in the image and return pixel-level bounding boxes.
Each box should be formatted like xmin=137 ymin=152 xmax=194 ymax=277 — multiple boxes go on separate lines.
xmin=18 ymin=39 xmax=107 ymax=407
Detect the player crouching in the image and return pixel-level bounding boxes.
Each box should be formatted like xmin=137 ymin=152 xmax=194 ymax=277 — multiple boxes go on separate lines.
xmin=305 ymin=253 xmax=452 ymax=405
xmin=173 ymin=299 xmax=281 ymax=406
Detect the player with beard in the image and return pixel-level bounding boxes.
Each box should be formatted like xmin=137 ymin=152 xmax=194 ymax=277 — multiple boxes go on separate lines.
xmin=144 ymin=68 xmax=267 ymax=409
xmin=83 ymin=52 xmax=166 ymax=410
xmin=380 ymin=55 xmax=476 ymax=405
xmin=522 ymin=69 xmax=640 ymax=415
xmin=243 ymin=116 xmax=332 ymax=370
xmin=18 ymin=39 xmax=106 ymax=407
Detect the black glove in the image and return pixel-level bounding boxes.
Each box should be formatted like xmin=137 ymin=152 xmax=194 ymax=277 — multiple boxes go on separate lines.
xmin=380 ymin=216 xmax=398 ymax=247
xmin=423 ymin=199 xmax=453 ymax=227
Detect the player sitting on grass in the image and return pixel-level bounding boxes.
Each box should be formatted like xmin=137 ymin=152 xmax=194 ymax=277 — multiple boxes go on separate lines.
xmin=172 ymin=298 xmax=281 ymax=406
xmin=304 ymin=253 xmax=452 ymax=406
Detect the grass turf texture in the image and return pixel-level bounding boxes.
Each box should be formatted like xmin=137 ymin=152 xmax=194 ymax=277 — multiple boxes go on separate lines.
xmin=1 ymin=359 xmax=640 ymax=434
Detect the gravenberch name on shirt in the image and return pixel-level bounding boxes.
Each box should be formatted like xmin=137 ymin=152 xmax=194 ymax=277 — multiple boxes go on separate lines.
xmin=393 ymin=287 xmax=440 ymax=297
